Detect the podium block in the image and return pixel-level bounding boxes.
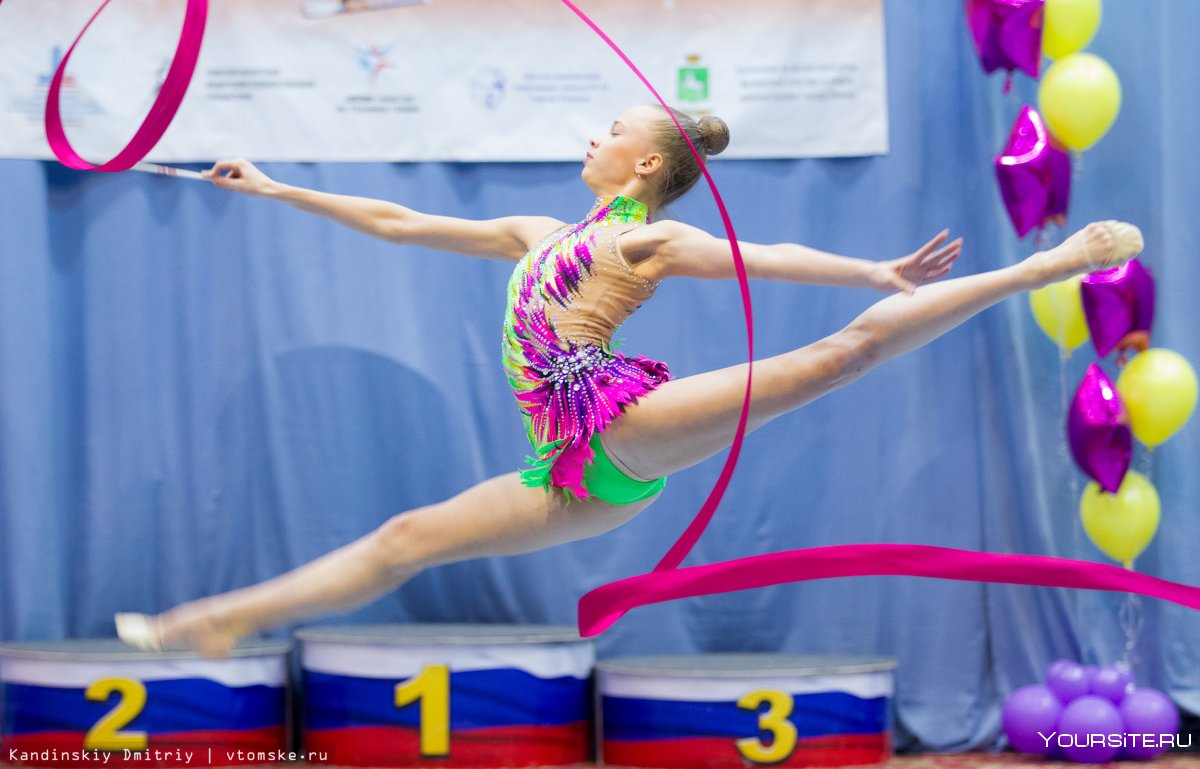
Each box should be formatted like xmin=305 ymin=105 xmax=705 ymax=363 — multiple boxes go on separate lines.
xmin=597 ymin=654 xmax=897 ymax=768
xmin=296 ymin=624 xmax=594 ymax=767
xmin=0 ymin=639 xmax=290 ymax=768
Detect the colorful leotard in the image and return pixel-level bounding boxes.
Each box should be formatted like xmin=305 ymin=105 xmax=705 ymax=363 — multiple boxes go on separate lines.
xmin=502 ymin=195 xmax=670 ymax=503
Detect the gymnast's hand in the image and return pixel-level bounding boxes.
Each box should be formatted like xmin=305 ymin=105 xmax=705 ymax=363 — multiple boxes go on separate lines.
xmin=868 ymin=229 xmax=963 ymax=295
xmin=201 ymin=158 xmax=278 ymax=197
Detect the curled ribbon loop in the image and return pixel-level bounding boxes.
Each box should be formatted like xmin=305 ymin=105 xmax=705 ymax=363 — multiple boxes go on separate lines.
xmin=45 ymin=0 xmax=208 ymax=172
xmin=563 ymin=0 xmax=1200 ymax=637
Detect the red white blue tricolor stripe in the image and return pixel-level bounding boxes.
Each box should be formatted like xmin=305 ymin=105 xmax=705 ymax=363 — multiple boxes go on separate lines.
xmin=1 ymin=657 xmax=288 ymax=767
xmin=300 ymin=641 xmax=593 ymax=767
xmin=599 ymin=669 xmax=893 ymax=768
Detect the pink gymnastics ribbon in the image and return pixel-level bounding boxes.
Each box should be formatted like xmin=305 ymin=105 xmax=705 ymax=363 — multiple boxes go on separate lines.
xmin=44 ymin=0 xmax=208 ymax=171
xmin=563 ymin=0 xmax=1200 ymax=637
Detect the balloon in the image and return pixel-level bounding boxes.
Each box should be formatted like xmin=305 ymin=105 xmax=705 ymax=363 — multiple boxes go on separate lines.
xmin=1068 ymin=364 xmax=1132 ymax=494
xmin=966 ymin=0 xmax=1045 ymax=80
xmin=1081 ymin=259 xmax=1156 ymax=358
xmin=1080 ymin=471 xmax=1160 ymax=567
xmin=1090 ymin=666 xmax=1133 ymax=703
xmin=1046 ymin=658 xmax=1075 ymax=682
xmin=1042 ymin=0 xmax=1101 ymax=59
xmin=1038 ymin=53 xmax=1122 ymax=151
xmin=1058 ymin=695 xmax=1124 ymax=763
xmin=1116 ymin=349 xmax=1199 ymax=447
xmin=1046 ymin=660 xmax=1089 ymax=703
xmin=1119 ymin=688 xmax=1180 ymax=759
xmin=995 ymin=105 xmax=1072 ymax=237
xmin=1003 ymin=684 xmax=1064 ymax=754
xmin=1081 ymin=664 xmax=1099 ymax=691
xmin=1029 ymin=275 xmax=1089 ymax=350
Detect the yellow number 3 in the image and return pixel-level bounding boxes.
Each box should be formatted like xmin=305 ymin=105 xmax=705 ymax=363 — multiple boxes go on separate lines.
xmin=83 ymin=678 xmax=149 ymax=751
xmin=735 ymin=689 xmax=798 ymax=764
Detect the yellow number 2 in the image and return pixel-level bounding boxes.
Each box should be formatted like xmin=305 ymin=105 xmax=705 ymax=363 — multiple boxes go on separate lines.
xmin=735 ymin=689 xmax=798 ymax=764
xmin=394 ymin=664 xmax=450 ymax=757
xmin=83 ymin=678 xmax=149 ymax=751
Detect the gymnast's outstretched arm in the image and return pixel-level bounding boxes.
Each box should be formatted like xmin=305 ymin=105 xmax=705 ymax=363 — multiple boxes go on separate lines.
xmin=619 ymin=220 xmax=963 ymax=294
xmin=201 ymin=158 xmax=565 ymax=262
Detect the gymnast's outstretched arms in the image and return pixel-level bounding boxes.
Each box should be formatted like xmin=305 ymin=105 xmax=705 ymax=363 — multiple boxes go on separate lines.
xmin=201 ymin=158 xmax=565 ymax=262
xmin=620 ymin=219 xmax=963 ymax=294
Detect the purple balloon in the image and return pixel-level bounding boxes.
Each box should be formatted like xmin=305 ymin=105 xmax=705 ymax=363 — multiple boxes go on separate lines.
xmin=1003 ymin=684 xmax=1064 ymax=754
xmin=1058 ymin=695 xmax=1124 ymax=763
xmin=1082 ymin=259 xmax=1157 ymax=358
xmin=1047 ymin=660 xmax=1090 ymax=704
xmin=1119 ymin=688 xmax=1180 ymax=760
xmin=996 ymin=106 xmax=1072 ymax=238
xmin=1090 ymin=667 xmax=1134 ymax=703
xmin=1068 ymin=364 xmax=1133 ymax=494
xmin=1046 ymin=658 xmax=1075 ymax=682
xmin=966 ymin=0 xmax=1044 ymax=80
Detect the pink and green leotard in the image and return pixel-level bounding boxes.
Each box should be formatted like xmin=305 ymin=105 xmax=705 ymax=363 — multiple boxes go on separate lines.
xmin=502 ymin=195 xmax=669 ymax=504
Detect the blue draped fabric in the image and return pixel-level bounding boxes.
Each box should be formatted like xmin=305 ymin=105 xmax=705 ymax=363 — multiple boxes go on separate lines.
xmin=2 ymin=0 xmax=1198 ymax=751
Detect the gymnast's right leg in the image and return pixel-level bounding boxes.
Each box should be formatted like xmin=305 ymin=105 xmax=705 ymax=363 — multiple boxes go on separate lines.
xmin=118 ymin=471 xmax=660 ymax=658
xmin=598 ymin=221 xmax=1144 ymax=482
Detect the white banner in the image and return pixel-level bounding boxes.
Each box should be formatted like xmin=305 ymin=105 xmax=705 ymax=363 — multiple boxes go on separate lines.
xmin=0 ymin=0 xmax=888 ymax=162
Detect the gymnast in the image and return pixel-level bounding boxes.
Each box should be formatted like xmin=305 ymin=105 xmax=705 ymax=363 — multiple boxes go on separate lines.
xmin=115 ymin=104 xmax=1143 ymax=658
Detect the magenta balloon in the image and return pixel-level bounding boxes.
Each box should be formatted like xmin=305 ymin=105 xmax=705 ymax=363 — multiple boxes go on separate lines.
xmin=1047 ymin=660 xmax=1090 ymax=703
xmin=1058 ymin=695 xmax=1124 ymax=763
xmin=1003 ymin=684 xmax=1064 ymax=754
xmin=1119 ymin=688 xmax=1180 ymax=759
xmin=1090 ymin=666 xmax=1134 ymax=703
xmin=966 ymin=0 xmax=1045 ymax=79
xmin=1068 ymin=364 xmax=1133 ymax=494
xmin=1081 ymin=259 xmax=1157 ymax=357
xmin=996 ymin=106 xmax=1071 ymax=237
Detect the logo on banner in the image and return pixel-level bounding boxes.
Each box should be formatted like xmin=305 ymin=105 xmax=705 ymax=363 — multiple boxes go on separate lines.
xmin=40 ymin=46 xmax=75 ymax=87
xmin=355 ymin=42 xmax=397 ymax=84
xmin=677 ymin=54 xmax=708 ymax=103
xmin=470 ymin=68 xmax=507 ymax=109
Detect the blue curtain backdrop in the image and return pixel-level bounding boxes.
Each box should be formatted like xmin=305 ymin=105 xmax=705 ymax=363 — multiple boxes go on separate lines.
xmin=2 ymin=0 xmax=1198 ymax=752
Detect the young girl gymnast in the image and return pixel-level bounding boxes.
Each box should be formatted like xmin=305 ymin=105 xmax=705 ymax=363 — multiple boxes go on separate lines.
xmin=116 ymin=104 xmax=1142 ymax=658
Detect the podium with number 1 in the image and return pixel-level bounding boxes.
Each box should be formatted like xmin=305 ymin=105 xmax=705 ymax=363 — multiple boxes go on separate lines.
xmin=296 ymin=624 xmax=594 ymax=768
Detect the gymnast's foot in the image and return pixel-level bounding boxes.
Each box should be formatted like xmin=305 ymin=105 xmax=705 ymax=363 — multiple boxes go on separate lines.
xmin=1027 ymin=220 xmax=1144 ymax=286
xmin=115 ymin=602 xmax=249 ymax=660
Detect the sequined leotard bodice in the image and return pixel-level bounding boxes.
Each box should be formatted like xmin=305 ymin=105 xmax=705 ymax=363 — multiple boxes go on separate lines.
xmin=502 ymin=195 xmax=670 ymax=501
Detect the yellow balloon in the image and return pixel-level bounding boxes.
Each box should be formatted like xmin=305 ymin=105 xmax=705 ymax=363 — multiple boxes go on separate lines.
xmin=1080 ymin=471 xmax=1160 ymax=567
xmin=1116 ymin=348 xmax=1199 ymax=447
xmin=1028 ymin=275 xmax=1089 ymax=350
xmin=1038 ymin=53 xmax=1122 ymax=151
xmin=1042 ymin=0 xmax=1102 ymax=60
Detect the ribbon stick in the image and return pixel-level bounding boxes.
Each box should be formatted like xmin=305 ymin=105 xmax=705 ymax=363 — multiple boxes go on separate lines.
xmin=131 ymin=162 xmax=206 ymax=181
xmin=44 ymin=0 xmax=208 ymax=172
xmin=564 ymin=0 xmax=1200 ymax=637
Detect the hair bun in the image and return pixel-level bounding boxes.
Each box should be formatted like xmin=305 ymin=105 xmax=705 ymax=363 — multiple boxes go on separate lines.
xmin=698 ymin=116 xmax=730 ymax=156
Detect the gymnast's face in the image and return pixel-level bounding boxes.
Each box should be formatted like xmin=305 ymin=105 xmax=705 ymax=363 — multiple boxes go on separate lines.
xmin=582 ymin=106 xmax=664 ymax=199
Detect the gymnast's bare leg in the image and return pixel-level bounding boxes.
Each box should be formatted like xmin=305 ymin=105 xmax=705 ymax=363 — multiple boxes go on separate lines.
xmin=119 ymin=219 xmax=1139 ymax=659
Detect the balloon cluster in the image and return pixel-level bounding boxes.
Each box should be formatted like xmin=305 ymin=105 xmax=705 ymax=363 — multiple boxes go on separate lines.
xmin=1036 ymin=264 xmax=1197 ymax=565
xmin=968 ymin=0 xmax=1119 ymax=238
xmin=1004 ymin=660 xmax=1180 ymax=763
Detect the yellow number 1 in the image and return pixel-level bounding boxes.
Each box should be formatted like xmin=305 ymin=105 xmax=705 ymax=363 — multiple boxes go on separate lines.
xmin=735 ymin=689 xmax=798 ymax=764
xmin=394 ymin=664 xmax=450 ymax=756
xmin=83 ymin=678 xmax=149 ymax=751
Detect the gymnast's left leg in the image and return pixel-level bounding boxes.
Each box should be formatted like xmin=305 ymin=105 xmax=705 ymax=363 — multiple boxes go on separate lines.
xmin=118 ymin=471 xmax=660 ymax=658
